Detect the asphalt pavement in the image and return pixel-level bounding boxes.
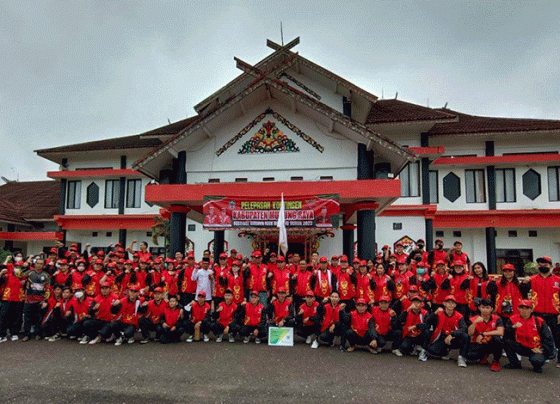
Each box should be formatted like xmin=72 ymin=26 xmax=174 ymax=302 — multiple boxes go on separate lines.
xmin=1 ymin=337 xmax=559 ymax=404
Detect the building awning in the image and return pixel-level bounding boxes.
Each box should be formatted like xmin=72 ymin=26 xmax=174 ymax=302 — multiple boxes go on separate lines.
xmin=0 ymin=231 xmax=63 ymax=241
xmin=54 ymin=214 xmax=157 ymax=230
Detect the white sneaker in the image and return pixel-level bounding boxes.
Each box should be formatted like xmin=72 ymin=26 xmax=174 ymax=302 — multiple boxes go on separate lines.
xmin=306 ymin=335 xmax=312 ymax=344
xmin=79 ymin=336 xmax=89 ymax=345
xmin=243 ymin=336 xmax=250 ymax=344
xmin=89 ymin=336 xmax=101 ymax=345
xmin=203 ymin=334 xmax=209 ymax=342
xmin=458 ymin=356 xmax=467 ymax=368
xmin=392 ymin=349 xmax=403 ymax=357
xmin=418 ymin=349 xmax=428 ymax=362
xmin=441 ymin=355 xmax=450 ymax=361
xmin=376 ymin=348 xmax=383 ymax=353
xmin=255 ymin=338 xmax=261 ymax=344
xmin=11 ymin=335 xmax=18 ymax=341
xmin=0 ymin=337 xmax=8 ymax=343
xmin=48 ymin=334 xmax=61 ymax=342
xmin=186 ymin=335 xmax=193 ymax=343
xmin=216 ymin=334 xmax=223 ymax=343
xmin=114 ymin=337 xmax=124 ymax=346
xmin=127 ymin=337 xmax=134 ymax=344
xmin=311 ymin=340 xmax=319 ymax=349
xmin=229 ymin=334 xmax=235 ymax=343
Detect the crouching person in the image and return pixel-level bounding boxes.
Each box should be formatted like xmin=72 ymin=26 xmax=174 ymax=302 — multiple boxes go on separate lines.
xmin=371 ymin=295 xmax=400 ymax=354
xmin=343 ymin=298 xmax=378 ymax=353
xmin=160 ymin=295 xmax=184 ymax=344
xmin=393 ymin=295 xmax=428 ymax=359
xmin=425 ymin=295 xmax=469 ymax=367
xmin=503 ymin=299 xmax=557 ymax=373
xmin=183 ymin=290 xmax=212 ymax=343
xmin=464 ymin=298 xmax=504 ymax=372
xmin=138 ymin=287 xmax=168 ymax=344
xmin=84 ymin=282 xmax=118 ymax=345
xmin=67 ymin=289 xmax=93 ymax=343
xmin=296 ymin=291 xmax=321 ymax=346
xmin=316 ymin=291 xmax=345 ymax=350
xmin=238 ymin=290 xmax=266 ymax=344
xmin=110 ymin=285 xmax=145 ymax=346
xmin=210 ymin=289 xmax=239 ymax=343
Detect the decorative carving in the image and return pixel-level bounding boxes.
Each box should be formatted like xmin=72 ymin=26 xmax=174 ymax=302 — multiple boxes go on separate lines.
xmin=239 ymin=121 xmax=299 ymax=154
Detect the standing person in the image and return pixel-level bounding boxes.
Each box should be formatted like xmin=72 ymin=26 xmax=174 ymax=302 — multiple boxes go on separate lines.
xmin=0 ymin=257 xmax=26 ymax=342
xmin=184 ymin=291 xmax=212 ymax=343
xmin=226 ymin=261 xmax=245 ymax=304
xmin=486 ymin=264 xmax=522 ymax=326
xmin=138 ymin=287 xmax=168 ymax=344
xmin=21 ymin=257 xmax=50 ymax=341
xmin=371 ymin=263 xmax=392 ymax=304
xmin=246 ymin=250 xmax=268 ymax=306
xmin=311 ymin=256 xmax=336 ymax=302
xmin=291 ymin=259 xmax=313 ymax=309
xmin=427 ymin=239 xmax=447 ymax=270
xmin=464 ymin=298 xmax=504 ymax=372
xmin=430 ymin=261 xmax=451 ymax=311
xmin=521 ymin=256 xmax=560 ymax=367
xmin=446 ymin=240 xmax=471 ymax=272
xmin=467 ymin=262 xmax=490 ymax=315
xmin=213 ymin=252 xmax=230 ymax=305
xmin=503 ymin=300 xmax=556 ymax=373
xmin=159 ymin=295 xmax=184 ymax=344
xmin=425 ymin=296 xmax=469 ymax=367
xmin=238 ymin=291 xmax=266 ymax=344
xmin=192 ymin=257 xmax=214 ymax=303
xmin=448 ymin=261 xmax=470 ymax=319
xmin=268 ymin=255 xmax=291 ymax=296
xmin=354 ymin=260 xmax=375 ymax=305
xmin=210 ymin=289 xmax=239 ymax=343
xmin=342 ymin=298 xmax=377 ymax=353
xmin=393 ymin=242 xmax=408 ymax=264
xmin=335 ymin=255 xmax=355 ymax=309
xmin=177 ymin=252 xmax=198 ymax=307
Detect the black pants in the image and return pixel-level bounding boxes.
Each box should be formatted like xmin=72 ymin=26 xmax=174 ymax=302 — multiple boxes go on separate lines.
xmin=138 ymin=317 xmax=164 ymax=340
xmin=160 ymin=325 xmax=185 ymax=344
xmin=345 ymin=329 xmax=375 ymax=348
xmin=426 ymin=332 xmax=468 ymax=357
xmin=240 ymin=324 xmax=266 ymax=338
xmin=210 ymin=321 xmax=239 ymax=337
xmin=110 ymin=322 xmax=137 ymax=339
xmin=399 ymin=333 xmax=426 ymax=355
xmin=296 ymin=323 xmax=320 ymax=339
xmin=43 ymin=312 xmax=73 ymax=337
xmin=535 ymin=312 xmax=559 ymax=362
xmin=66 ymin=319 xmax=88 ymax=338
xmin=464 ymin=339 xmax=503 ymax=361
xmin=184 ymin=318 xmax=212 ymax=336
xmin=0 ymin=301 xmax=23 ymax=337
xmin=317 ymin=322 xmax=344 ymax=345
xmin=22 ymin=302 xmax=44 ymax=338
xmin=376 ymin=330 xmax=401 ymax=350
xmin=504 ymin=338 xmax=546 ymax=370
xmin=82 ymin=318 xmax=114 ymax=339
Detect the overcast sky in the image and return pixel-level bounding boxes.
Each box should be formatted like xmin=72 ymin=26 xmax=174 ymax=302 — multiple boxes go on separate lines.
xmin=1 ymin=1 xmax=560 ymax=181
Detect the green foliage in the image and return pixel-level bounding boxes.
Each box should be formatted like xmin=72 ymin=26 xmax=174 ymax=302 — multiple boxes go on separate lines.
xmin=524 ymin=261 xmax=538 ymax=276
xmin=0 ymin=248 xmax=12 ymax=263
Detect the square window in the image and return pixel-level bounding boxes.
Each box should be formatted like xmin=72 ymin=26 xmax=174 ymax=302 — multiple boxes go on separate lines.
xmin=508 ymin=230 xmax=517 ymax=237
xmin=435 ymin=231 xmax=444 ymax=238
xmin=188 ymin=224 xmax=196 ymax=231
xmin=106 ymin=232 xmax=112 ymax=237
xmin=146 ymin=232 xmax=152 ymax=237
xmin=393 ymin=223 xmax=402 ymax=230
xmin=92 ymin=232 xmax=98 ymax=237
xmin=529 ymin=230 xmax=538 ymax=237
xmin=453 ymin=231 xmax=462 ymax=238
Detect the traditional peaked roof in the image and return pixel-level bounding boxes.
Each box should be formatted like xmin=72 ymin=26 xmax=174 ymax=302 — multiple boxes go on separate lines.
xmin=35 ymin=117 xmax=199 ymax=155
xmin=429 ymin=109 xmax=560 ymax=136
xmin=0 ymin=181 xmax=60 ymax=224
xmin=366 ymin=99 xmax=457 ymax=125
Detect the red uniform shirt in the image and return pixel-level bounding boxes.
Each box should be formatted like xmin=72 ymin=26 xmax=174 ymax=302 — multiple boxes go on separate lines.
xmin=314 ymin=270 xmax=333 ymax=299
xmin=190 ymin=301 xmax=211 ymax=323
xmin=350 ymin=310 xmax=373 ymax=337
xmin=294 ymin=269 xmax=313 ymax=297
xmin=93 ymin=293 xmax=119 ymax=322
xmin=163 ymin=306 xmax=182 ymax=328
xmin=247 ymin=264 xmax=267 ymax=293
xmin=179 ymin=266 xmax=197 ymax=294
xmin=116 ymin=297 xmax=145 ymax=327
xmin=449 ymin=273 xmax=470 ymax=304
xmin=1 ymin=265 xmax=25 ymax=302
xmin=510 ymin=313 xmax=544 ymax=349
xmin=270 ymin=299 xmax=292 ymax=323
xmin=213 ymin=266 xmax=230 ymax=298
xmin=529 ymin=273 xmax=560 ymax=314
xmin=355 ymin=272 xmax=374 ymax=303
xmin=402 ymin=309 xmax=427 ymax=338
xmin=336 ymin=270 xmax=355 ymax=300
xmin=430 ymin=310 xmax=463 ymax=343
xmin=217 ymin=301 xmax=238 ymax=328
xmin=371 ymin=306 xmax=394 ymax=336
xmin=243 ymin=302 xmax=264 ymax=327
xmin=299 ymin=301 xmax=319 ymax=325
xmin=494 ymin=280 xmax=522 ymax=317
xmin=145 ymin=299 xmax=168 ymax=324
xmin=227 ymin=273 xmax=245 ymax=304
xmin=320 ymin=303 xmax=342 ymax=332
xmin=469 ymin=314 xmax=502 ymax=343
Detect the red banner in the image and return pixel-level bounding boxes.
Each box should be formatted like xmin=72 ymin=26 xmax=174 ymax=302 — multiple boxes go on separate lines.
xmin=202 ymin=195 xmax=339 ymax=229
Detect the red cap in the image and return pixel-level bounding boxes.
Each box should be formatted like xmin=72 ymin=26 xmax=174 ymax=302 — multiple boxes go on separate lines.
xmin=360 ymin=260 xmax=367 ymax=266
xmin=107 ymin=262 xmax=117 ymax=269
xmin=116 ymin=247 xmax=125 ymax=252
xmin=352 ymin=258 xmax=361 ymax=264
xmin=153 ymin=257 xmax=163 ymax=264
xmin=435 ymin=260 xmax=446 ymax=266
xmin=100 ymin=282 xmax=111 ymax=288
xmin=96 ymin=250 xmax=105 ymax=257
xmin=379 ymin=295 xmax=391 ymax=302
xmin=454 ymin=240 xmax=462 ymax=246
xmin=409 ymin=285 xmax=419 ymax=292
xmin=390 ymin=253 xmax=398 ymax=258
xmin=277 ymin=256 xmax=285 ymax=262
xmin=165 ymin=258 xmax=174 ymax=264
xmin=382 ymin=245 xmax=389 ymax=250
xmin=339 ymin=255 xmax=348 ymax=262
xmin=536 ymin=256 xmax=552 ymax=264
xmin=395 ymin=242 xmax=403 ymax=247
xmin=139 ymin=258 xmax=148 ymax=264
xmin=356 ymin=298 xmax=367 ymax=305
xmin=277 ymin=287 xmax=287 ymax=293
xmin=232 ymin=260 xmax=241 ymax=267
xmin=443 ymin=295 xmax=457 ymax=302
xmin=197 ymin=290 xmax=206 ymax=297
xmin=49 ymin=247 xmax=58 ymax=254
xmin=125 ymin=259 xmax=134 ymax=265
xmin=231 ymin=249 xmax=237 ymax=254
xmin=187 ymin=252 xmax=195 ymax=259
xmin=252 ymin=250 xmax=262 ymax=258
xmin=117 ymin=258 xmax=125 ymax=264
xmin=502 ymin=264 xmax=515 ymax=271
xmin=250 ymin=290 xmax=259 ymax=296
xmin=306 ymin=291 xmax=315 ymax=297
xmin=59 ymin=259 xmax=68 ymax=265
xmin=133 ymin=253 xmax=139 ymax=258
xmin=94 ymin=259 xmax=104 ymax=265
xmin=219 ymin=252 xmax=228 ymax=258
xmin=452 ymin=261 xmax=464 ymax=267
xmin=236 ymin=254 xmax=243 ymax=260
xmin=270 ymin=252 xmax=277 ymax=257
xmin=129 ymin=285 xmax=141 ymax=292
xmin=519 ymin=299 xmax=533 ymax=308
xmin=410 ymin=295 xmax=422 ymax=302
xmin=153 ymin=287 xmax=164 ymax=293
xmin=319 ymin=256 xmax=328 ymax=263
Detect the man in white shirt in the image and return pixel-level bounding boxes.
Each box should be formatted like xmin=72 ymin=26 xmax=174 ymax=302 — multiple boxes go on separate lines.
xmin=192 ymin=257 xmax=214 ymax=302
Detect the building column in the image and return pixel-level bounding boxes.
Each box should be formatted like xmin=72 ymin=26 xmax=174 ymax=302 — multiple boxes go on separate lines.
xmin=213 ymin=230 xmax=225 ymax=263
xmin=357 ymin=206 xmax=376 ymax=261
xmin=118 ymin=155 xmax=127 ymax=247
xmin=486 ymin=227 xmax=497 ymax=274
xmin=425 ymin=218 xmax=433 ymax=251
xmin=341 ymin=224 xmax=356 ymax=261
xmin=119 ymin=229 xmax=127 ymax=247
xmin=169 ymin=151 xmax=187 ymax=257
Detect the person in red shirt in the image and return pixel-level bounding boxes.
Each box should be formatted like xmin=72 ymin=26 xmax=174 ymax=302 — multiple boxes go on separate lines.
xmin=486 ymin=264 xmax=522 ymax=322
xmin=238 ymin=291 xmax=266 ymax=344
xmin=371 ymin=295 xmax=399 ymax=354
xmin=427 ymin=238 xmax=447 ymax=269
xmin=354 ymin=260 xmax=375 ymax=305
xmin=52 ymin=259 xmax=72 ymax=287
xmin=371 ymin=263 xmax=393 ymax=305
xmin=392 ymin=261 xmax=413 ymax=309
xmin=245 ymin=250 xmax=268 ymax=305
xmin=427 ymin=260 xmax=451 ymax=311
xmin=67 ymin=288 xmax=94 ymax=343
xmin=213 ymin=252 xmax=230 ymax=305
xmin=296 ymin=291 xmax=321 ymax=345
xmin=335 ymin=255 xmax=356 ymax=308
xmin=329 ymin=255 xmax=341 ymax=277
xmin=316 ymin=291 xmax=345 ymax=350
xmin=392 ymin=295 xmax=428 ymax=358
xmin=394 ymin=242 xmax=408 ymax=265
xmin=425 ymin=295 xmax=469 ymax=367
xmin=0 ymin=258 xmax=26 ymax=342
xmin=184 ymin=290 xmax=212 ymax=343
xmin=43 ymin=286 xmax=74 ymax=341
xmin=467 ymin=262 xmax=490 ymax=315
xmin=446 ymin=240 xmax=470 ymax=272
xmin=342 ymin=298 xmax=377 ymax=353
xmin=504 ymin=299 xmax=556 ymax=373
xmin=138 ymin=287 xmax=168 ymax=344
xmin=291 ymin=259 xmax=314 ymax=309
xmin=311 ymin=256 xmax=336 ymax=301
xmin=266 ymin=287 xmax=295 ymax=329
xmin=227 ymin=261 xmax=245 ymax=304
xmin=110 ymin=285 xmax=145 ymax=345
xmin=177 ymin=253 xmax=198 ymax=306
xmin=447 ymin=261 xmax=470 ymax=319
xmin=268 ymin=256 xmax=290 ymax=296
xmin=464 ymin=298 xmax=504 ymax=372
xmin=210 ymin=289 xmax=239 ymax=343
xmin=160 ymin=295 xmax=184 ymax=344
xmin=83 ymin=282 xmax=118 ymax=344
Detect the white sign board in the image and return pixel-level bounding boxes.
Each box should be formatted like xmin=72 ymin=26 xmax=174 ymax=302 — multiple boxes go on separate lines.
xmin=268 ymin=327 xmax=294 ymax=346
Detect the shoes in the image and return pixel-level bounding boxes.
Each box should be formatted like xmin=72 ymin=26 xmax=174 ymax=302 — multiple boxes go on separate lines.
xmin=229 ymin=334 xmax=235 ymax=343
xmin=216 ymin=334 xmax=223 ymax=343
xmin=376 ymin=348 xmax=383 ymax=353
xmin=490 ymin=361 xmax=501 ymax=372
xmin=89 ymin=336 xmax=102 ymax=345
xmin=243 ymin=336 xmax=250 ymax=344
xmin=367 ymin=346 xmax=377 ymax=354
xmin=11 ymin=335 xmax=18 ymax=341
xmin=79 ymin=336 xmax=90 ymax=345
xmin=69 ymin=335 xmax=77 ymax=340
xmin=127 ymin=337 xmax=134 ymax=344
xmin=114 ymin=337 xmax=124 ymax=346
xmin=339 ymin=345 xmax=346 ymax=352
xmin=35 ymin=335 xmax=41 ymax=341
xmin=21 ymin=336 xmax=30 ymax=342
xmin=186 ymin=335 xmax=193 ymax=343
xmin=306 ymin=335 xmax=312 ymax=344
xmin=140 ymin=338 xmax=149 ymax=344
xmin=311 ymin=340 xmax=319 ymax=349
xmin=418 ymin=349 xmax=428 ymax=362
xmin=255 ymin=338 xmax=261 ymax=344
xmin=0 ymin=337 xmax=8 ymax=343
xmin=457 ymin=356 xmax=467 ymax=368
xmin=479 ymin=355 xmax=489 ymax=366
xmin=346 ymin=346 xmax=355 ymax=352
xmin=556 ymin=362 xmax=560 ymax=368
xmin=203 ymin=334 xmax=209 ymax=342
xmin=504 ymin=363 xmax=522 ymax=370
xmin=441 ymin=355 xmax=450 ymax=361
xmin=392 ymin=349 xmax=403 ymax=357
xmin=48 ymin=334 xmax=61 ymax=342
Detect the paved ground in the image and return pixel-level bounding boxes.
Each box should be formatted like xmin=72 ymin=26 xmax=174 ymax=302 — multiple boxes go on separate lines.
xmin=0 ymin=337 xmax=559 ymax=404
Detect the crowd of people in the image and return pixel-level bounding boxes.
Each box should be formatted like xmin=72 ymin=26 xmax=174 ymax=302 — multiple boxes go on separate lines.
xmin=0 ymin=238 xmax=559 ymax=374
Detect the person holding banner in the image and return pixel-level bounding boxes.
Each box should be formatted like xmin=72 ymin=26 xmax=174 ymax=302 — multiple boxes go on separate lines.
xmin=238 ymin=291 xmax=267 ymax=344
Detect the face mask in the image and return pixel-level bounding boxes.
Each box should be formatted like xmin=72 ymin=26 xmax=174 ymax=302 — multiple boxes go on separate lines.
xmin=538 ymin=266 xmax=550 ymax=274
xmin=75 ymin=291 xmax=84 ymax=299
xmin=417 ymin=267 xmax=426 ymax=276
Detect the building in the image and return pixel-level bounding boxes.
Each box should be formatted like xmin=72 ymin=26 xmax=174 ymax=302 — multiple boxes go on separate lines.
xmin=36 ymin=38 xmax=560 ymax=273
